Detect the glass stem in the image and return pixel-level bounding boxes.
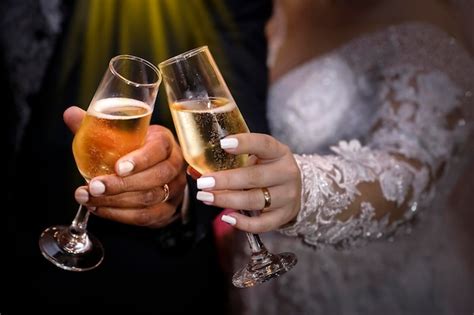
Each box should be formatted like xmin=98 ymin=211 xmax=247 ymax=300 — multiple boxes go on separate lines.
xmin=239 ymin=210 xmax=268 ymax=255
xmin=56 ymin=205 xmax=92 ymax=254
xmin=71 ymin=204 xmax=90 ymax=236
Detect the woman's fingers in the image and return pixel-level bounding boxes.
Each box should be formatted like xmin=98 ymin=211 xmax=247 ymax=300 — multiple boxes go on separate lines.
xmin=220 ymin=133 xmax=289 ymax=160
xmin=219 ymin=211 xmax=285 ymax=233
xmin=197 ymin=158 xmax=297 ymax=191
xmin=197 ymin=185 xmax=297 ymax=211
xmin=192 ymin=133 xmax=302 ymax=231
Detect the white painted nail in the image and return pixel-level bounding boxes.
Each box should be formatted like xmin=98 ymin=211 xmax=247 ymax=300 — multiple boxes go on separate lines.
xmin=220 ymin=138 xmax=238 ymax=149
xmin=90 ymin=180 xmax=106 ymax=196
xmin=118 ymin=160 xmax=134 ymax=176
xmin=197 ymin=177 xmax=215 ymax=189
xmin=221 ymin=214 xmax=237 ymax=226
xmin=196 ymin=191 xmax=214 ymax=203
xmin=75 ymin=189 xmax=89 ymax=204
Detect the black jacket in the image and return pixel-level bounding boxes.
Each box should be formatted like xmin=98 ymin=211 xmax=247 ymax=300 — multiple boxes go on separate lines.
xmin=4 ymin=0 xmax=271 ymax=314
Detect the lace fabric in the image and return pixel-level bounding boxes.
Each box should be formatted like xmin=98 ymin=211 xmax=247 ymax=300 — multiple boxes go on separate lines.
xmin=233 ymin=22 xmax=474 ymax=315
xmin=280 ymin=63 xmax=469 ymax=248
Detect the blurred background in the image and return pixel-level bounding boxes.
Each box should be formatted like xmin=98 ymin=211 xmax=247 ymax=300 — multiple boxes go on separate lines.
xmin=3 ymin=0 xmax=473 ymax=314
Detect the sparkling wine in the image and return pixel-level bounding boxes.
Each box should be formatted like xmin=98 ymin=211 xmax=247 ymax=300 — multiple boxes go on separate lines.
xmin=73 ymin=97 xmax=151 ymax=181
xmin=170 ymin=97 xmax=249 ymax=174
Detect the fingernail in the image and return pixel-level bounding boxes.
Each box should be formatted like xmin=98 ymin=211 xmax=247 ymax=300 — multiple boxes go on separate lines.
xmin=196 ymin=191 xmax=214 ymax=203
xmin=220 ymin=138 xmax=238 ymax=149
xmin=90 ymin=180 xmax=106 ymax=196
xmin=221 ymin=214 xmax=237 ymax=226
xmin=197 ymin=177 xmax=215 ymax=189
xmin=75 ymin=188 xmax=89 ymax=204
xmin=118 ymin=160 xmax=134 ymax=176
xmin=88 ymin=206 xmax=97 ymax=212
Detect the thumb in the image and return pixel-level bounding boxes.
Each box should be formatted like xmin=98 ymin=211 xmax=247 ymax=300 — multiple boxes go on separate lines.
xmin=63 ymin=106 xmax=86 ymax=134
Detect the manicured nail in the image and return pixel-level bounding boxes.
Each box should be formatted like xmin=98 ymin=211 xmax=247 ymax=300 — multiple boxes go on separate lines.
xmin=196 ymin=191 xmax=214 ymax=203
xmin=221 ymin=214 xmax=237 ymax=226
xmin=197 ymin=177 xmax=215 ymax=189
xmin=88 ymin=207 xmax=97 ymax=212
xmin=118 ymin=160 xmax=134 ymax=176
xmin=75 ymin=188 xmax=89 ymax=204
xmin=220 ymin=138 xmax=238 ymax=149
xmin=90 ymin=180 xmax=106 ymax=196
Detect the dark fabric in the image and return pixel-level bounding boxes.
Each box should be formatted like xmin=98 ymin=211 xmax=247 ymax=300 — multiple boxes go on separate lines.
xmin=4 ymin=0 xmax=271 ymax=314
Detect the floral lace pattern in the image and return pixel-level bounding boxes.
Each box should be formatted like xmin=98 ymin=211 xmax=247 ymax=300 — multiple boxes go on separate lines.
xmin=234 ymin=21 xmax=474 ymax=315
xmin=279 ymin=63 xmax=468 ymax=248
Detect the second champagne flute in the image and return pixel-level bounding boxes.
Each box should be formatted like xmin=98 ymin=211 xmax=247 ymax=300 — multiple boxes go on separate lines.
xmin=159 ymin=46 xmax=297 ymax=288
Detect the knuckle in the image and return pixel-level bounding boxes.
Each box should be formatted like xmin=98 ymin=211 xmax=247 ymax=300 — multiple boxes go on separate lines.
xmin=153 ymin=130 xmax=171 ymax=153
xmin=282 ymin=143 xmax=291 ymax=153
xmin=249 ymin=191 xmax=264 ymax=209
xmin=171 ymin=149 xmax=185 ymax=169
xmin=288 ymin=187 xmax=299 ymax=202
xmin=161 ymin=136 xmax=172 ymax=155
xmin=95 ymin=207 xmax=112 ymax=220
xmin=148 ymin=125 xmax=160 ymax=133
xmin=247 ymin=168 xmax=264 ymax=187
xmin=116 ymin=176 xmax=130 ymax=192
xmin=155 ymin=163 xmax=174 ymax=183
xmin=177 ymin=173 xmax=187 ymax=187
xmin=243 ymin=219 xmax=254 ymax=232
xmin=219 ymin=173 xmax=232 ymax=188
xmin=139 ymin=153 xmax=152 ymax=168
xmin=214 ymin=192 xmax=228 ymax=206
xmin=141 ymin=188 xmax=160 ymax=207
xmin=133 ymin=211 xmax=153 ymax=227
xmin=262 ymin=135 xmax=274 ymax=151
xmin=288 ymin=163 xmax=300 ymax=179
xmin=245 ymin=219 xmax=263 ymax=233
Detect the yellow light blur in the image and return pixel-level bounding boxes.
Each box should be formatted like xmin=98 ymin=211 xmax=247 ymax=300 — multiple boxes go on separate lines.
xmin=58 ymin=0 xmax=235 ymax=109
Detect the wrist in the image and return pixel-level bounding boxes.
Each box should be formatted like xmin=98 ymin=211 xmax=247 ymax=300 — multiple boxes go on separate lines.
xmin=153 ymin=183 xmax=195 ymax=250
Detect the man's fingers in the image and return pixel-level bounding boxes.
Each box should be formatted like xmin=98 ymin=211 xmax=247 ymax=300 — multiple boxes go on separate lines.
xmin=75 ymin=185 xmax=172 ymax=208
xmin=63 ymin=106 xmax=85 ymax=134
xmin=93 ymin=202 xmax=178 ymax=228
xmin=115 ymin=125 xmax=175 ymax=176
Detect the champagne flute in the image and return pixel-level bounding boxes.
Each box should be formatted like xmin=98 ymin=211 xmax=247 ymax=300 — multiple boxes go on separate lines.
xmin=39 ymin=55 xmax=161 ymax=271
xmin=159 ymin=46 xmax=297 ymax=288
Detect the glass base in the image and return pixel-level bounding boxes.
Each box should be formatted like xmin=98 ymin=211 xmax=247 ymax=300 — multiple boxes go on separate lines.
xmin=232 ymin=251 xmax=297 ymax=288
xmin=39 ymin=225 xmax=104 ymax=272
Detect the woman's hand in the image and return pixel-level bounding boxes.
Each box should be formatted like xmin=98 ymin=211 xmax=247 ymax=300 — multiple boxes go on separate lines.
xmin=64 ymin=106 xmax=187 ymax=228
xmin=195 ymin=133 xmax=301 ymax=233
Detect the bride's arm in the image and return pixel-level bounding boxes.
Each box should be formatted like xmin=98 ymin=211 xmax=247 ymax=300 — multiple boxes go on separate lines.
xmin=280 ymin=64 xmax=470 ymax=247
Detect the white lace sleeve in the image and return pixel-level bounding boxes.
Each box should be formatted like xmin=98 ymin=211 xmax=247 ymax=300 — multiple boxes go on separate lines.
xmin=279 ymin=63 xmax=472 ymax=248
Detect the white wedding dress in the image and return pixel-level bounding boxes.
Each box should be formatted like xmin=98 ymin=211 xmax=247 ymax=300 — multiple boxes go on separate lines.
xmin=232 ymin=22 xmax=474 ymax=315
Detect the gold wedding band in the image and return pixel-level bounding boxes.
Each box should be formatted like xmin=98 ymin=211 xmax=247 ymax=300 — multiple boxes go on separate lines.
xmin=162 ymin=184 xmax=170 ymax=203
xmin=262 ymin=187 xmax=271 ymax=210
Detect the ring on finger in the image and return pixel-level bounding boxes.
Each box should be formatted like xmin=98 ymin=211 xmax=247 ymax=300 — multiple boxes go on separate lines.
xmin=162 ymin=184 xmax=170 ymax=203
xmin=261 ymin=187 xmax=271 ymax=210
